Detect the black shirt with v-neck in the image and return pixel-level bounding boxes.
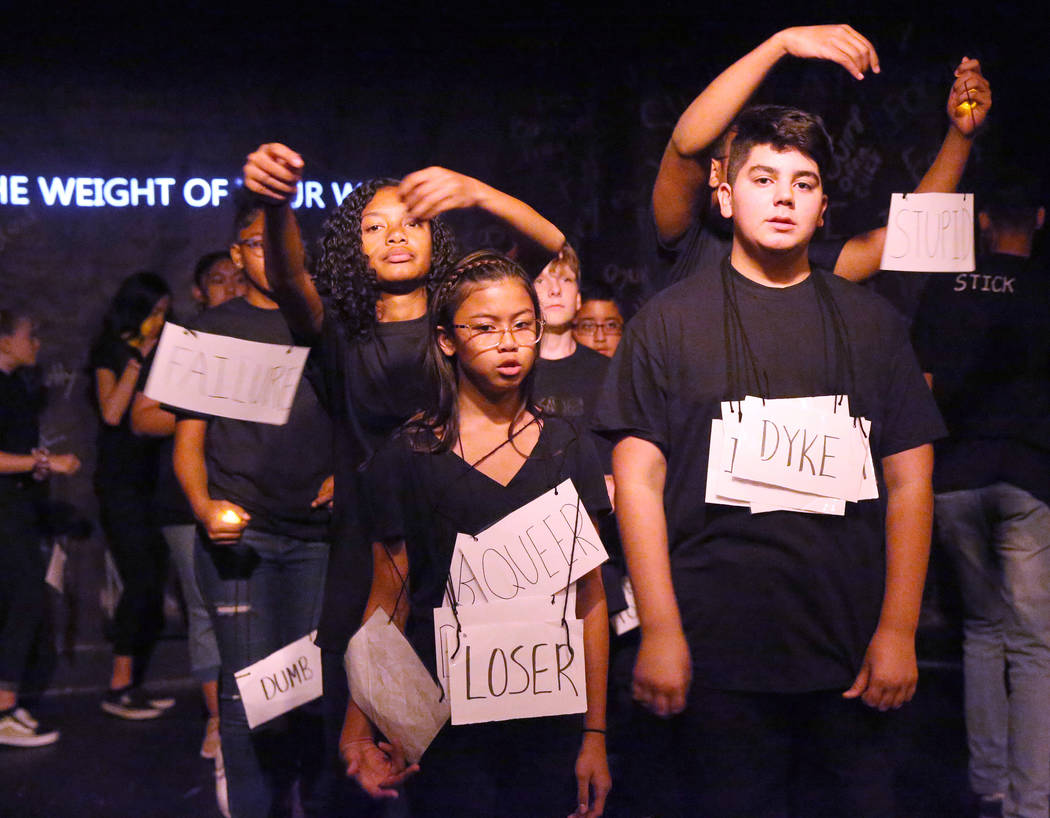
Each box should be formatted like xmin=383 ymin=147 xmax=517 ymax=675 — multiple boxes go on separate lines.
xmin=361 ymin=415 xmax=610 ymax=677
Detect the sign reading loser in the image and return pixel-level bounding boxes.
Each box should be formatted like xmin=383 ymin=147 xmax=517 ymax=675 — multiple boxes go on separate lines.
xmin=144 ymin=323 xmax=310 ymax=425
xmin=880 ymin=192 xmax=975 ymax=273
xmin=235 ymin=631 xmax=322 ymax=729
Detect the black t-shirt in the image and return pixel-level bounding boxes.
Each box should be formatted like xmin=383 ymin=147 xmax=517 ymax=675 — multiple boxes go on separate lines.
xmin=0 ymin=369 xmax=41 ymax=503
xmin=594 ymin=260 xmax=944 ymax=693
xmin=912 ymin=253 xmax=1050 ymax=505
xmin=89 ymin=337 xmax=162 ymax=489
xmin=314 ymin=311 xmax=431 ymax=650
xmin=650 ymin=212 xmax=847 ymax=296
xmin=534 ymin=344 xmax=611 ymax=468
xmin=361 ymin=416 xmax=611 ymax=678
xmin=185 ymin=298 xmax=334 ymax=540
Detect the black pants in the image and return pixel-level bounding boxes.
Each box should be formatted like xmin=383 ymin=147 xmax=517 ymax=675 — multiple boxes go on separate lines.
xmin=97 ymin=483 xmax=168 ymax=658
xmin=0 ymin=494 xmax=44 ymax=689
xmin=655 ymin=685 xmax=896 ymax=818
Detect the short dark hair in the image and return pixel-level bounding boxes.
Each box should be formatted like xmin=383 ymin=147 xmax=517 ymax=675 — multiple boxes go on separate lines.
xmin=980 ymin=169 xmax=1044 ymax=233
xmin=727 ymin=105 xmax=832 ymax=187
xmin=0 ymin=309 xmax=31 ymax=339
xmin=193 ymin=250 xmax=233 ymax=290
xmin=232 ymin=189 xmax=264 ymax=239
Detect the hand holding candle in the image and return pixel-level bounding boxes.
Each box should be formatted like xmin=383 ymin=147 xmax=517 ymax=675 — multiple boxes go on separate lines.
xmin=201 ymin=500 xmax=251 ymax=544
xmin=948 ymin=57 xmax=991 ymax=137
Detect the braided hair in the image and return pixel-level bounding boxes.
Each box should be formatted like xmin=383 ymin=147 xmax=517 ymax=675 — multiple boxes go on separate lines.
xmin=313 ymin=178 xmax=459 ymax=341
xmin=405 ymin=250 xmax=543 ymax=454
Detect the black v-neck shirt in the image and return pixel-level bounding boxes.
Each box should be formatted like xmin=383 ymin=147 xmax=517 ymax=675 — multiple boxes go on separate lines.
xmin=361 ymin=415 xmax=610 ymax=676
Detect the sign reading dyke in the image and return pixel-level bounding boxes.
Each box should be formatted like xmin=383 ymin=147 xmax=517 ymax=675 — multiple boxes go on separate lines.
xmin=144 ymin=323 xmax=310 ymax=425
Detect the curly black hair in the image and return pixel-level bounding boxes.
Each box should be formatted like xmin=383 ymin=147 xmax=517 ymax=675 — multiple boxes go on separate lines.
xmin=313 ymin=178 xmax=459 ymax=341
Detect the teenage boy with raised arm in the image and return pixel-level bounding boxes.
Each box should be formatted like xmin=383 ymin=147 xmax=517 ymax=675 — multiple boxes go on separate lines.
xmin=596 ymin=104 xmax=945 ymax=816
xmin=651 ymin=24 xmax=990 ymax=292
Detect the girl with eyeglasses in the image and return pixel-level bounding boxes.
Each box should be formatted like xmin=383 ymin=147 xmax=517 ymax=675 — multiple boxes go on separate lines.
xmin=342 ymin=251 xmax=611 ymax=817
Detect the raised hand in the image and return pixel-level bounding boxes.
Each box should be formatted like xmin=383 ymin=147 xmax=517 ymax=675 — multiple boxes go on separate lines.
xmin=398 ymin=167 xmax=484 ymax=220
xmin=947 ymin=57 xmax=991 ymax=137
xmin=244 ymin=143 xmax=304 ymax=205
xmin=775 ymin=24 xmax=880 ymax=80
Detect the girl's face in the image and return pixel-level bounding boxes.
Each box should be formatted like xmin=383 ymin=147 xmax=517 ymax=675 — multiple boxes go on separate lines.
xmin=0 ymin=318 xmax=40 ymax=369
xmin=138 ymin=296 xmax=170 ymax=340
xmin=439 ymin=278 xmax=539 ymax=399
xmin=360 ymin=187 xmax=433 ymax=289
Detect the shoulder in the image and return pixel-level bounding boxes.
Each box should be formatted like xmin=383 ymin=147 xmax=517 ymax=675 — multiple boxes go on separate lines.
xmin=819 ymin=270 xmax=907 ymax=333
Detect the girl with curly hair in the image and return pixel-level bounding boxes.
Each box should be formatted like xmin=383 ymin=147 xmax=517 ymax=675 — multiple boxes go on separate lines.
xmin=243 ymin=144 xmax=569 ymax=811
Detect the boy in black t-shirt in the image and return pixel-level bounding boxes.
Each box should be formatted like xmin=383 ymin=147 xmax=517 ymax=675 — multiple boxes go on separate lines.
xmin=596 ymin=105 xmax=944 ymax=816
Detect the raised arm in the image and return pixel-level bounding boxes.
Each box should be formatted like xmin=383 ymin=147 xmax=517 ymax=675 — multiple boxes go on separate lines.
xmin=653 ymin=24 xmax=880 ymax=243
xmin=243 ymin=143 xmax=325 ymax=341
xmin=833 ymin=58 xmax=991 ymax=281
xmin=95 ymin=360 xmax=143 ymax=427
xmin=612 ymin=435 xmax=691 ymax=717
xmin=398 ymin=167 xmax=566 ymax=255
xmin=843 ymin=443 xmax=934 ymax=710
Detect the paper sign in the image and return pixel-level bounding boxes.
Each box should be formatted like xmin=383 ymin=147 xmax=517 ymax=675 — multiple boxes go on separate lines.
xmin=612 ymin=577 xmax=639 ymax=636
xmin=144 ymin=322 xmax=311 ymax=425
xmin=346 ymin=610 xmax=449 ymax=764
xmin=235 ymin=631 xmax=322 ymax=729
xmin=452 ymin=480 xmax=608 ymax=603
xmin=447 ymin=619 xmax=586 ymax=725
xmin=45 ymin=542 xmax=66 ymax=593
xmin=880 ymin=192 xmax=975 ymax=273
xmin=732 ymin=397 xmax=860 ymax=499
xmin=434 ymin=589 xmax=576 ymax=696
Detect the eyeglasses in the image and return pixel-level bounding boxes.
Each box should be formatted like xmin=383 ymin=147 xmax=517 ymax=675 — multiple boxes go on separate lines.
xmin=451 ymin=319 xmax=544 ymax=350
xmin=239 ymin=237 xmax=264 ymax=254
xmin=574 ymin=319 xmax=623 ymax=336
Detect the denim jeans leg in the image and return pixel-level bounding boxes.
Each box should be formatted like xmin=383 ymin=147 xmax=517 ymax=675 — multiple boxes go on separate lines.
xmin=163 ymin=524 xmax=220 ymax=682
xmin=934 ymin=489 xmax=1008 ymax=797
xmin=993 ymin=484 xmax=1050 ymax=818
xmin=196 ymin=528 xmax=328 ymax=818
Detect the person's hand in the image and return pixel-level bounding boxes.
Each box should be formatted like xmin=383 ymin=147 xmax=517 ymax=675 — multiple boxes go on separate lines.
xmin=843 ymin=626 xmax=918 ymax=711
xmin=774 ymin=24 xmax=880 ymax=80
xmin=47 ymin=453 xmax=81 ymax=476
xmin=311 ymin=475 xmax=334 ymax=509
xmin=398 ymin=167 xmax=484 ymax=220
xmin=197 ymin=499 xmax=251 ymax=544
xmin=127 ymin=333 xmax=159 ymax=358
xmin=342 ymin=737 xmax=419 ymax=799
xmin=568 ymin=733 xmax=611 ymax=817
xmin=947 ymin=57 xmax=991 ymax=138
xmin=243 ymin=143 xmax=304 ymax=205
xmin=631 ymin=626 xmax=692 ymax=717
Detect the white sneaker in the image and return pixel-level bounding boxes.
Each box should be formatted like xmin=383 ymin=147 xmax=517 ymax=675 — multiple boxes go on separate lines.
xmin=0 ymin=708 xmax=60 ymax=747
xmin=215 ymin=747 xmax=231 ymax=818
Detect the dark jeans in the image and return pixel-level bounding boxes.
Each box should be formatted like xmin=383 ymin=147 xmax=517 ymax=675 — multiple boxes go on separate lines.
xmin=0 ymin=495 xmax=44 ymax=690
xmin=197 ymin=528 xmax=328 ymax=818
xmin=97 ymin=482 xmax=168 ymax=658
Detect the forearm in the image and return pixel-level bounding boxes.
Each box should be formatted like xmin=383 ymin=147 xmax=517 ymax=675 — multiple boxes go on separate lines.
xmin=613 ymin=439 xmax=681 ymax=637
xmin=577 ymin=567 xmax=609 ymax=731
xmin=263 ymin=203 xmax=324 ymax=340
xmin=915 ymin=126 xmax=973 ymax=194
xmin=0 ymin=451 xmax=39 ymax=474
xmin=878 ymin=446 xmax=934 ymax=637
xmin=474 ymin=182 xmax=565 ymax=254
xmin=363 ymin=540 xmax=409 ymax=631
xmin=173 ymin=419 xmax=212 ymax=518
xmin=97 ymin=363 xmax=141 ymax=426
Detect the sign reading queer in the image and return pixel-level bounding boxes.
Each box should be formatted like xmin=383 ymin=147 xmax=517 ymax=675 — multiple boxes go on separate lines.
xmin=144 ymin=323 xmax=310 ymax=425
xmin=235 ymin=631 xmax=322 ymax=729
xmin=450 ymin=479 xmax=608 ymax=604
xmin=881 ymin=192 xmax=974 ymax=272
xmin=446 ymin=619 xmax=586 ymax=725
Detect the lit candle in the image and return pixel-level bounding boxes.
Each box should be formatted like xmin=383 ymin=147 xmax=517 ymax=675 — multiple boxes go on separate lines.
xmin=221 ymin=509 xmax=241 ymax=524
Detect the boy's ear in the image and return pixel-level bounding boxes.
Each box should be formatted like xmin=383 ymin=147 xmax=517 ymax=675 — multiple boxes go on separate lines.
xmin=436 ymin=327 xmax=456 ymax=358
xmin=818 ymin=194 xmax=828 ymax=228
xmin=717 ymin=182 xmax=733 ymax=219
xmin=191 ymin=285 xmax=206 ymax=306
xmin=708 ymin=157 xmax=723 ymax=190
xmin=229 ymin=242 xmax=244 ymax=270
xmin=977 ymin=211 xmax=992 ymax=233
xmin=1037 ymin=206 xmax=1046 ymax=231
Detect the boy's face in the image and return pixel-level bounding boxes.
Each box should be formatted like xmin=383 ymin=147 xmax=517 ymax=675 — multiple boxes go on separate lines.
xmin=716 ymin=143 xmax=827 ymax=257
xmin=230 ymin=212 xmax=269 ymax=292
xmin=573 ymin=299 xmax=623 ymax=358
xmin=533 ymin=259 xmax=580 ymax=331
xmin=194 ymin=258 xmax=248 ymax=308
xmin=0 ymin=318 xmax=40 ymax=368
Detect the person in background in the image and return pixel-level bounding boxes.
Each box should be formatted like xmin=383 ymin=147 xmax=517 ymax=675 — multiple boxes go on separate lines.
xmin=0 ymin=310 xmax=80 ymax=747
xmin=573 ymin=281 xmax=625 ymax=359
xmin=131 ymin=249 xmax=247 ymax=760
xmin=912 ymin=173 xmax=1050 ymax=818
xmin=90 ymin=272 xmax=176 ymax=720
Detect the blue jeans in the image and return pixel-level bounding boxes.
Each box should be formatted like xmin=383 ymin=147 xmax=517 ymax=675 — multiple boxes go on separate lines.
xmin=162 ymin=524 xmax=219 ymax=682
xmin=935 ymin=484 xmax=1050 ymax=818
xmin=196 ymin=528 xmax=329 ymax=818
